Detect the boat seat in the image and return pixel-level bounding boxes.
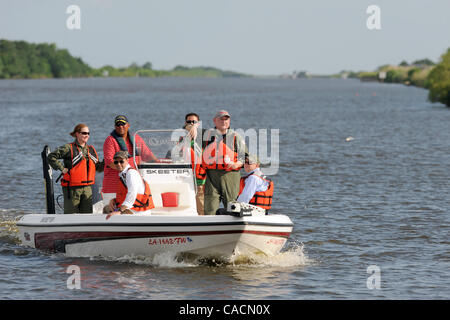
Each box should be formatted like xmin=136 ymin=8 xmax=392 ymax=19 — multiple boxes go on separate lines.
xmin=149 ymin=182 xmax=197 ymax=215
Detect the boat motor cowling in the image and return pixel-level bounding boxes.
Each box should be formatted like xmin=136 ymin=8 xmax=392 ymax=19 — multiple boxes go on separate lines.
xmin=225 ymin=201 xmax=265 ymax=217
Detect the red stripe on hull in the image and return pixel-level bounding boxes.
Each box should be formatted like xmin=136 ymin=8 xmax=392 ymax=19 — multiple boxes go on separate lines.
xmin=34 ymin=229 xmax=292 ymax=252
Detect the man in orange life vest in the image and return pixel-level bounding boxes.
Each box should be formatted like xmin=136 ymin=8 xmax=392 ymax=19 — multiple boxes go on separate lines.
xmin=237 ymin=154 xmax=274 ymax=213
xmin=202 ymin=110 xmax=247 ymax=215
xmin=102 ymin=115 xmax=158 ymax=207
xmin=105 ymin=151 xmax=154 ymax=219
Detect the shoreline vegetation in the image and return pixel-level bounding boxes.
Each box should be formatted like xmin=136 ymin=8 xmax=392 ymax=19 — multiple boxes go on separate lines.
xmin=0 ymin=39 xmax=249 ymax=80
xmin=1 ymin=39 xmax=449 ymax=106
xmin=283 ymin=48 xmax=450 ymax=107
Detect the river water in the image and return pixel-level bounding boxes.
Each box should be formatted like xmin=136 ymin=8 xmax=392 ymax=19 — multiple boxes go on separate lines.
xmin=0 ymin=77 xmax=448 ymax=300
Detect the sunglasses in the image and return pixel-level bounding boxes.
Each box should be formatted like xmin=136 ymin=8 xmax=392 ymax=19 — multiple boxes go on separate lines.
xmin=115 ymin=122 xmax=127 ymax=127
xmin=186 ymin=120 xmax=198 ymax=124
xmin=114 ymin=160 xmax=125 ymax=165
xmin=79 ymin=131 xmax=90 ymax=135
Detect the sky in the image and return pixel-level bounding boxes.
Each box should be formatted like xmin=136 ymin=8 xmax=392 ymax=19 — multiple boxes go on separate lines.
xmin=1 ymin=0 xmax=449 ymax=75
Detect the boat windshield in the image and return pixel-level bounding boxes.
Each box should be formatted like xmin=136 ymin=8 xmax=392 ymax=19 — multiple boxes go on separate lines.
xmin=132 ymin=129 xmax=197 ymax=167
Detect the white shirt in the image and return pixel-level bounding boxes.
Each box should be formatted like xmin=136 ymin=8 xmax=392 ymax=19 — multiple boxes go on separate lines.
xmin=237 ymin=168 xmax=269 ymax=204
xmin=119 ymin=164 xmax=146 ymax=209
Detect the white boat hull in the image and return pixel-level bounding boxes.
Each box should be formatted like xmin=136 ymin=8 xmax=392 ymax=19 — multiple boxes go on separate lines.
xmin=17 ymin=213 xmax=293 ymax=259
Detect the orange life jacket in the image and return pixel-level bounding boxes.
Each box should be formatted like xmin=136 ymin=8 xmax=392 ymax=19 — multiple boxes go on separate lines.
xmin=61 ymin=143 xmax=98 ymax=187
xmin=115 ymin=168 xmax=155 ymax=211
xmin=202 ymin=133 xmax=239 ymax=171
xmin=174 ymin=139 xmax=206 ymax=181
xmin=239 ymin=173 xmax=274 ymax=210
xmin=188 ymin=146 xmax=206 ymax=180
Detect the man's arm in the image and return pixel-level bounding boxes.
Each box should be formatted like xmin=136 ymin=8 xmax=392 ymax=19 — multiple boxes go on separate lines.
xmin=136 ymin=135 xmax=158 ymax=162
xmin=234 ymin=132 xmax=248 ymax=164
xmin=237 ymin=175 xmax=259 ymax=203
xmin=228 ymin=131 xmax=247 ymax=170
xmin=103 ymin=136 xmax=118 ymax=169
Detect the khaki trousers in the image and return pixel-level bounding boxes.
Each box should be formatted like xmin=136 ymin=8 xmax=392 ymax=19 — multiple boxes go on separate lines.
xmin=204 ymin=170 xmax=241 ymax=215
xmin=62 ymin=186 xmax=93 ymax=214
xmin=196 ymin=185 xmax=205 ymax=215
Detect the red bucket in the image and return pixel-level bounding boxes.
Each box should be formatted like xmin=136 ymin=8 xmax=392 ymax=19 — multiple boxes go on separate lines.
xmin=161 ymin=192 xmax=179 ymax=207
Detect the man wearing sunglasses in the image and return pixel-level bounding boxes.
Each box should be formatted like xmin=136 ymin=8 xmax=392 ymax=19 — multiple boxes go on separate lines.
xmin=237 ymin=154 xmax=274 ymax=213
xmin=182 ymin=113 xmax=207 ymax=215
xmin=102 ymin=115 xmax=158 ymax=208
xmin=105 ymin=151 xmax=154 ymax=219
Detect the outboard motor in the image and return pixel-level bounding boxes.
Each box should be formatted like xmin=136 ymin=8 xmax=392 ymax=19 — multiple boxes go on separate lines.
xmin=222 ymin=201 xmax=266 ymax=217
xmin=41 ymin=145 xmax=56 ymax=214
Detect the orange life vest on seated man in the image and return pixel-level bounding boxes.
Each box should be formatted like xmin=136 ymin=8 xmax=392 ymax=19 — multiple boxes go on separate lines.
xmin=115 ymin=168 xmax=155 ymax=212
xmin=61 ymin=143 xmax=99 ymax=187
xmin=202 ymin=134 xmax=239 ymax=171
xmin=238 ymin=173 xmax=274 ymax=210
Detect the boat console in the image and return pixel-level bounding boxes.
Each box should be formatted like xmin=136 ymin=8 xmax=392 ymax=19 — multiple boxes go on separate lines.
xmin=133 ymin=129 xmax=199 ymax=216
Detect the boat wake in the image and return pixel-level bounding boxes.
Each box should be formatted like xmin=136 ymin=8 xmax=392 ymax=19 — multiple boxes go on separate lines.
xmin=0 ymin=210 xmax=22 ymax=246
xmin=88 ymin=241 xmax=312 ymax=269
xmin=0 ymin=210 xmax=35 ymax=256
xmin=229 ymin=242 xmax=313 ymax=268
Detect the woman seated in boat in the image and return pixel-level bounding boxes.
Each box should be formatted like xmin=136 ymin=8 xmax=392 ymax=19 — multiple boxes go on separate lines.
xmin=237 ymin=154 xmax=274 ymax=214
xmin=105 ymin=151 xmax=155 ymax=219
xmin=47 ymin=123 xmax=103 ymax=214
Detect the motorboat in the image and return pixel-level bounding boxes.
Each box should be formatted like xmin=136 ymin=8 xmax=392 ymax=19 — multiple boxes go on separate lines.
xmin=17 ymin=129 xmax=293 ymax=259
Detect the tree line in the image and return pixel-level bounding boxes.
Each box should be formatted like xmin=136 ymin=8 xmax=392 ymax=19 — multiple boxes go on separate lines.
xmin=0 ymin=39 xmax=248 ymax=79
xmin=0 ymin=40 xmax=92 ymax=78
xmin=338 ymin=49 xmax=450 ymax=107
xmin=427 ymin=48 xmax=450 ymax=107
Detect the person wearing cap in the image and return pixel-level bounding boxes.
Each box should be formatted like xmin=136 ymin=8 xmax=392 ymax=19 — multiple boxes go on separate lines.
xmin=102 ymin=115 xmax=158 ymax=207
xmin=237 ymin=154 xmax=274 ymax=213
xmin=48 ymin=123 xmax=103 ymax=213
xmin=105 ymin=151 xmax=155 ymax=219
xmin=201 ymin=110 xmax=247 ymax=215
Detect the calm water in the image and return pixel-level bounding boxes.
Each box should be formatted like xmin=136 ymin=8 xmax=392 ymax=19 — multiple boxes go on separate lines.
xmin=0 ymin=77 xmax=449 ymax=300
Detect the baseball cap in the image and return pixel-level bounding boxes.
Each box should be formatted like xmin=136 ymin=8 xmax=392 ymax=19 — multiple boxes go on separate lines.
xmin=113 ymin=151 xmax=128 ymax=159
xmin=214 ymin=110 xmax=231 ymax=119
xmin=114 ymin=115 xmax=128 ymax=125
xmin=246 ymin=154 xmax=260 ymax=165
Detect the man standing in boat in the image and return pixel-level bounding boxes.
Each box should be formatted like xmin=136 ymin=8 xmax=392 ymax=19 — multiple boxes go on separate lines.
xmin=182 ymin=112 xmax=207 ymax=215
xmin=105 ymin=151 xmax=155 ymax=219
xmin=202 ymin=110 xmax=247 ymax=215
xmin=102 ymin=115 xmax=158 ymax=207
